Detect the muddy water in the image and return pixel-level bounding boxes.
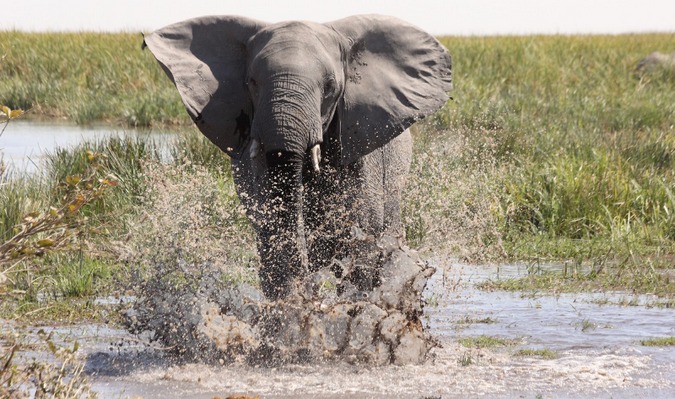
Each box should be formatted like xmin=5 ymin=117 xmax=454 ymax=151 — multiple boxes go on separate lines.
xmin=8 ymin=261 xmax=672 ymax=398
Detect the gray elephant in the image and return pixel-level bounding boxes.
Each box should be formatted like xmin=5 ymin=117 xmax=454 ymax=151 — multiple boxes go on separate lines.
xmin=143 ymin=15 xmax=452 ymax=299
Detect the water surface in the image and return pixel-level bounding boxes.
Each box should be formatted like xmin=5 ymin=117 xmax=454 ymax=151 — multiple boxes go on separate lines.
xmin=7 ymin=261 xmax=673 ymax=398
xmin=0 ymin=120 xmax=173 ymax=173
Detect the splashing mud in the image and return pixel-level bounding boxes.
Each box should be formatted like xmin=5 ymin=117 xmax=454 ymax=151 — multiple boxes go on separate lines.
xmin=90 ymin=263 xmax=675 ymax=398
xmin=124 ymin=234 xmax=435 ymax=366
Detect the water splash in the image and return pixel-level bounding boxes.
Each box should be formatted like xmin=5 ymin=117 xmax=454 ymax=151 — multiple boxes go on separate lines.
xmin=124 ymin=234 xmax=436 ymax=366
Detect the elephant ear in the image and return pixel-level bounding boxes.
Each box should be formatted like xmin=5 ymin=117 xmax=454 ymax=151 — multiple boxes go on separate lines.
xmin=144 ymin=16 xmax=267 ymax=158
xmin=326 ymin=15 xmax=452 ymax=165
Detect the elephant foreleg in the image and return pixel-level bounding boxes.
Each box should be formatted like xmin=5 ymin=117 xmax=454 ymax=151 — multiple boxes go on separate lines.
xmin=302 ymin=161 xmax=359 ymax=274
xmin=346 ymin=129 xmax=413 ymax=289
xmin=357 ymin=129 xmax=413 ymax=237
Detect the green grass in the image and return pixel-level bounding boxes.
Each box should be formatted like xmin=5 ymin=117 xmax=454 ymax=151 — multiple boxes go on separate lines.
xmin=406 ymin=33 xmax=674 ymax=293
xmin=170 ymin=129 xmax=233 ymax=172
xmin=431 ymin=34 xmax=675 ymax=251
xmin=1 ymin=136 xmax=160 ymax=242
xmin=0 ymin=31 xmax=187 ymax=126
xmin=579 ymin=318 xmax=598 ymax=332
xmin=1 ymin=134 xmax=158 ymax=318
xmin=455 ymin=316 xmax=498 ymax=325
xmin=458 ymin=335 xmax=520 ymax=349
xmin=2 ymin=32 xmax=674 ymax=302
xmin=640 ymin=336 xmax=675 ymax=346
xmin=458 ymin=352 xmax=473 ymax=366
xmin=513 ymin=348 xmax=559 ymax=359
xmin=0 ymin=297 xmax=118 ymax=324
xmin=0 ymin=172 xmax=48 ymax=242
xmin=51 ymin=255 xmax=116 ymax=298
xmin=480 ymin=268 xmax=674 ymax=295
xmin=44 ymin=135 xmax=160 ymax=219
xmin=1 ymin=123 xmax=250 ymax=323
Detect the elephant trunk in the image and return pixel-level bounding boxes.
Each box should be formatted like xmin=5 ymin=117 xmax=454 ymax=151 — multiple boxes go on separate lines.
xmin=251 ymin=74 xmax=325 ymax=298
xmin=252 ymin=74 xmax=322 ymax=156
xmin=258 ymin=150 xmax=306 ymax=299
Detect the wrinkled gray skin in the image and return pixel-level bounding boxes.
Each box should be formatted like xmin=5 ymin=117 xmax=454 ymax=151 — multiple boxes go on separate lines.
xmin=144 ymin=15 xmax=452 ymax=299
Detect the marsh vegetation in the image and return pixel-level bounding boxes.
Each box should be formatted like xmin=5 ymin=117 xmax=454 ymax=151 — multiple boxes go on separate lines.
xmin=1 ymin=32 xmax=673 ymax=316
xmin=641 ymin=336 xmax=675 ymax=347
xmin=1 ymin=31 xmax=674 ymax=396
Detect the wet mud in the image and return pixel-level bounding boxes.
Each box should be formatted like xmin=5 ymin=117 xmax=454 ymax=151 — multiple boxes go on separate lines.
xmin=124 ymin=235 xmax=436 ymax=366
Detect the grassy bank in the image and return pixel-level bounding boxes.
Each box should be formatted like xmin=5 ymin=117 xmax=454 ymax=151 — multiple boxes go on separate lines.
xmin=0 ymin=31 xmax=186 ymax=126
xmin=430 ymin=34 xmax=674 ymax=254
xmin=406 ymin=33 xmax=674 ymax=295
xmin=1 ymin=32 xmax=674 ymax=302
xmin=0 ymin=131 xmax=256 ymax=321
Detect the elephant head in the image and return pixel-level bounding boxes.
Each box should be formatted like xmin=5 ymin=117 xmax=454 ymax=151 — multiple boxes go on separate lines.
xmin=144 ymin=15 xmax=452 ymax=298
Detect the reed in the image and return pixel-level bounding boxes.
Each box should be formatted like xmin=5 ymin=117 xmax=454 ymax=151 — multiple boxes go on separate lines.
xmin=1 ymin=32 xmax=673 ymax=291
xmin=406 ymin=33 xmax=674 ymax=260
xmin=0 ymin=31 xmax=186 ymax=126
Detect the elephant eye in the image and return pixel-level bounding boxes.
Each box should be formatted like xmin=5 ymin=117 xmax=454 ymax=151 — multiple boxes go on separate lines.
xmin=246 ymin=78 xmax=258 ymax=98
xmin=324 ymin=78 xmax=336 ymax=97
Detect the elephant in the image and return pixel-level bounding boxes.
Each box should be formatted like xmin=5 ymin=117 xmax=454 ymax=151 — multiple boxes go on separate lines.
xmin=143 ymin=15 xmax=452 ymax=299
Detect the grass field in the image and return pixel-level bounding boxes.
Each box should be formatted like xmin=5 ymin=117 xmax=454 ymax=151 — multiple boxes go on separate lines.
xmin=1 ymin=32 xmax=674 ymax=306
xmin=434 ymin=34 xmax=674 ymax=251
xmin=0 ymin=31 xmax=185 ymax=126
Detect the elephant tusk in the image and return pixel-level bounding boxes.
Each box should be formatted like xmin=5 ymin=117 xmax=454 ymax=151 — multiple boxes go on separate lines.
xmin=311 ymin=144 xmax=321 ymax=173
xmin=250 ymin=139 xmax=261 ymax=160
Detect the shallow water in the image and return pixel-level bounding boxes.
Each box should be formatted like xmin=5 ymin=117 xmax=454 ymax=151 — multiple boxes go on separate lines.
xmin=6 ymin=261 xmax=673 ymax=398
xmin=0 ymin=120 xmax=172 ymax=173
xmin=435 ymin=262 xmax=675 ymax=350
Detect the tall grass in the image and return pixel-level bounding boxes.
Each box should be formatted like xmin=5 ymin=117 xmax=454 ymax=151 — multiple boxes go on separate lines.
xmin=1 ymin=137 xmax=160 ymax=243
xmin=0 ymin=172 xmax=48 ymax=242
xmin=44 ymin=136 xmax=160 ymax=220
xmin=0 ymin=31 xmax=186 ymax=126
xmin=1 ymin=32 xmax=674 ymax=264
xmin=418 ymin=34 xmax=675 ymax=259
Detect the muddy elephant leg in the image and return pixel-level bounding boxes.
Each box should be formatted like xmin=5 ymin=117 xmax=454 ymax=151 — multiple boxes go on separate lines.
xmin=348 ymin=129 xmax=413 ymax=289
xmin=302 ymin=156 xmax=359 ymax=273
xmin=382 ymin=129 xmax=413 ymax=236
xmin=302 ymin=130 xmax=413 ymax=288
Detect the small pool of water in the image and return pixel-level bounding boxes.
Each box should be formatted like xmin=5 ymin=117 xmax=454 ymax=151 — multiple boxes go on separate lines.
xmin=0 ymin=120 xmax=175 ymax=173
